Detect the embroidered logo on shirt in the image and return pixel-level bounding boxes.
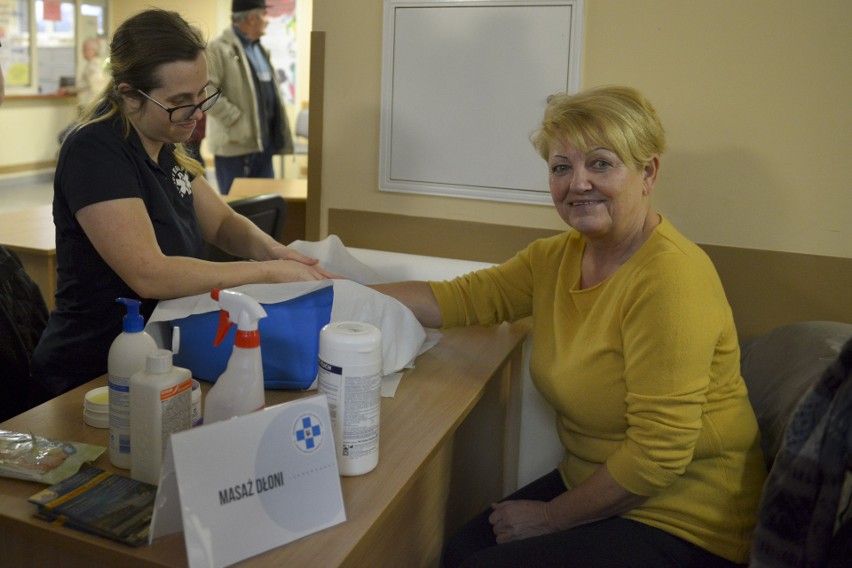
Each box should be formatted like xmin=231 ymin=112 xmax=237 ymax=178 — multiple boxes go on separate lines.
xmin=172 ymin=166 xmax=192 ymax=198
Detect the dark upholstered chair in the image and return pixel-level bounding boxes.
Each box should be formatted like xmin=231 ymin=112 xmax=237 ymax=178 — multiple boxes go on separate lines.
xmin=0 ymin=245 xmax=49 ymax=421
xmin=201 ymin=193 xmax=288 ymax=262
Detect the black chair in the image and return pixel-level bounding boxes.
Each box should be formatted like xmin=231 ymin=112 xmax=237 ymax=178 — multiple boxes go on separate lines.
xmin=201 ymin=193 xmax=288 ymax=262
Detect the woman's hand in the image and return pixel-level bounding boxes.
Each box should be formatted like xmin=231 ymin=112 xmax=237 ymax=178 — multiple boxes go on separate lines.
xmin=266 ymin=258 xmax=341 ymax=281
xmin=488 ymin=500 xmax=560 ymax=544
xmin=490 ymin=466 xmax=646 ymax=545
xmin=266 ymin=243 xmax=330 ymax=267
xmin=263 ymin=244 xmax=341 ymax=280
xmin=267 ymin=243 xmax=318 ymax=264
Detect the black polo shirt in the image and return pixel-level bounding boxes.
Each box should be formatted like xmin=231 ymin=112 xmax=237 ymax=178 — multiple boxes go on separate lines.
xmin=31 ymin=113 xmax=203 ymax=396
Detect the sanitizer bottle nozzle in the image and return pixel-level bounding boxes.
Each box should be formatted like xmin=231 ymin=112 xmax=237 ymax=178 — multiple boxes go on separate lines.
xmin=211 ymin=288 xmax=268 ymax=348
xmin=117 ymin=297 xmax=145 ymax=332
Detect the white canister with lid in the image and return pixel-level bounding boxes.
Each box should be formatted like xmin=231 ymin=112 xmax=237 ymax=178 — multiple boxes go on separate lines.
xmin=83 ymin=386 xmax=110 ymax=428
xmin=317 ymin=321 xmax=382 ymax=476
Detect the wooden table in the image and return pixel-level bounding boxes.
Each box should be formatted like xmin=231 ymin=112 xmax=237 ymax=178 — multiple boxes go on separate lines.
xmin=0 ymin=204 xmax=56 ymax=310
xmin=225 ymin=178 xmax=307 ymax=245
xmin=0 ymin=322 xmax=530 ymax=567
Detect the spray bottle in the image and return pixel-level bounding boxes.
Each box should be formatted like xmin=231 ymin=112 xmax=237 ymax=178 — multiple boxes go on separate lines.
xmin=204 ymin=288 xmax=268 ymax=424
xmin=108 ymin=298 xmax=157 ymax=469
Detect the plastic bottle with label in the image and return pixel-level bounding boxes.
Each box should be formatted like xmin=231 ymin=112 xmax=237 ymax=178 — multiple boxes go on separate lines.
xmin=317 ymin=321 xmax=383 ymax=476
xmin=204 ymin=288 xmax=268 ymax=424
xmin=130 ymin=349 xmax=193 ymax=485
xmin=108 ymin=298 xmax=157 ymax=469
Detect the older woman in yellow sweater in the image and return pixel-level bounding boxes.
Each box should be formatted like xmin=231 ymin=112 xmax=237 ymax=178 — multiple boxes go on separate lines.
xmin=373 ymin=85 xmax=767 ymax=567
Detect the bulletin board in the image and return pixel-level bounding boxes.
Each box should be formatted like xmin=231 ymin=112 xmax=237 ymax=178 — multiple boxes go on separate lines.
xmin=261 ymin=0 xmax=298 ymax=106
xmin=0 ymin=0 xmax=31 ymax=88
xmin=379 ymin=0 xmax=584 ymax=205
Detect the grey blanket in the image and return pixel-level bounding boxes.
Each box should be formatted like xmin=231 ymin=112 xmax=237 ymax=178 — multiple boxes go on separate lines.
xmin=750 ymin=336 xmax=852 ymax=567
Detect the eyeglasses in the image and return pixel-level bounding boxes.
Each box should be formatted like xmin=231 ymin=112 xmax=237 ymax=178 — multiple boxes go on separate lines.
xmin=136 ymin=87 xmax=222 ymax=123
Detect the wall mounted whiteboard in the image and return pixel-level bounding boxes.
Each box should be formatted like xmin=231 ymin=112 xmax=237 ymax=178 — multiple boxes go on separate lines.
xmin=379 ymin=0 xmax=584 ymax=205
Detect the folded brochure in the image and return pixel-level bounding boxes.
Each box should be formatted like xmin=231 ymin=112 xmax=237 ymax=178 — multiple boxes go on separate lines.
xmin=28 ymin=466 xmax=156 ymax=547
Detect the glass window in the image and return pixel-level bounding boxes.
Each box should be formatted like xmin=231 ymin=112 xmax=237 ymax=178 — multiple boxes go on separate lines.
xmin=36 ymin=0 xmax=75 ymax=93
xmin=80 ymin=2 xmax=105 ymax=34
xmin=0 ymin=0 xmax=109 ymax=95
xmin=0 ymin=0 xmax=33 ymax=89
xmin=74 ymin=1 xmax=107 ymax=103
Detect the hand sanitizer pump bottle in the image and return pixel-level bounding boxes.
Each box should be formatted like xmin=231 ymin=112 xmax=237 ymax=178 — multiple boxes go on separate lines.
xmin=108 ymin=298 xmax=157 ymax=469
xmin=204 ymin=289 xmax=268 ymax=424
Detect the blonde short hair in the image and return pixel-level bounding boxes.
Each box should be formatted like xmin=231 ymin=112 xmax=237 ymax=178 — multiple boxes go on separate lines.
xmin=531 ymin=85 xmax=666 ymax=170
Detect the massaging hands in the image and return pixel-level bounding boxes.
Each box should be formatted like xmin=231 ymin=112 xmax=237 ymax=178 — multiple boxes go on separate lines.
xmin=267 ymin=244 xmax=341 ymax=281
xmin=489 ymin=499 xmax=561 ymax=543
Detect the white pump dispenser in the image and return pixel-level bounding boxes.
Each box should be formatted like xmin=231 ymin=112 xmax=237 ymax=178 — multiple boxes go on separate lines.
xmin=108 ymin=297 xmax=157 ymax=469
xmin=204 ymin=288 xmax=268 ymax=424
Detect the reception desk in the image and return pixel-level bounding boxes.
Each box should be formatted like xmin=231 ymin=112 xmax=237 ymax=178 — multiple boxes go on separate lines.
xmin=0 ymin=321 xmax=529 ymax=567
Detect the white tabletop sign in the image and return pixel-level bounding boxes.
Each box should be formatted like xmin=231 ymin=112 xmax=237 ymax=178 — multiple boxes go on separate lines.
xmin=150 ymin=394 xmax=346 ymax=568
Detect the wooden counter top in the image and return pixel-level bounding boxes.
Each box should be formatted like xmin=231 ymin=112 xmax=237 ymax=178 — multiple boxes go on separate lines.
xmin=0 ymin=321 xmax=530 ymax=567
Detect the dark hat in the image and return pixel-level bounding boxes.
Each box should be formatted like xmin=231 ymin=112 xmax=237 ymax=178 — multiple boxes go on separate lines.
xmin=232 ymin=0 xmax=269 ymax=12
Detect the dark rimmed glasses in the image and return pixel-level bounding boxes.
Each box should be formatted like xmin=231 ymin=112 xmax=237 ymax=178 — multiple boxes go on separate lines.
xmin=136 ymin=87 xmax=222 ymax=123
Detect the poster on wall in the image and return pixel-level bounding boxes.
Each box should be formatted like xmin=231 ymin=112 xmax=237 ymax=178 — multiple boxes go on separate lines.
xmin=262 ymin=0 xmax=297 ymax=106
xmin=0 ymin=0 xmax=32 ymax=87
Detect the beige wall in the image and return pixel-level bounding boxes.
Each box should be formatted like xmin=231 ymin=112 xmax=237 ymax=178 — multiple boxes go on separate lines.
xmin=313 ymin=0 xmax=852 ymax=259
xmin=111 ymin=0 xmax=221 ymax=44
xmin=0 ymin=97 xmax=77 ymax=173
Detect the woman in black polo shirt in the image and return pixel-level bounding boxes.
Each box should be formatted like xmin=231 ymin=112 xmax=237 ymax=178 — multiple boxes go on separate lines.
xmin=31 ymin=9 xmax=335 ymax=398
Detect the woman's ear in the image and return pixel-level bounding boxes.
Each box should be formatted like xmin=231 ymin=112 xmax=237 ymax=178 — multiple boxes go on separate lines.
xmin=116 ymin=83 xmax=139 ymax=111
xmin=642 ymin=155 xmax=660 ymax=195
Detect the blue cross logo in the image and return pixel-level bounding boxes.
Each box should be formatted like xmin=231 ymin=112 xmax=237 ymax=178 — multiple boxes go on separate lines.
xmin=293 ymin=413 xmax=323 ymax=452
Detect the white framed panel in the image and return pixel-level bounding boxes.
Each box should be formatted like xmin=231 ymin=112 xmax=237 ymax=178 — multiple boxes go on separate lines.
xmin=380 ymin=0 xmax=584 ymax=205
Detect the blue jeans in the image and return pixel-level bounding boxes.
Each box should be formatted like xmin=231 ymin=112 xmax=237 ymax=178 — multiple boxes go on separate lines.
xmin=214 ymin=148 xmax=275 ymax=195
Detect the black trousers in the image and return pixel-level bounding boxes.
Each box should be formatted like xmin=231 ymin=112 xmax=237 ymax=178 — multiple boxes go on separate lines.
xmin=442 ymin=469 xmax=744 ymax=568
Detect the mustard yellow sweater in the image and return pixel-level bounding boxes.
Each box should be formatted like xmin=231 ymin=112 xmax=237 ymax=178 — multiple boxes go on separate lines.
xmin=430 ymin=217 xmax=767 ymax=563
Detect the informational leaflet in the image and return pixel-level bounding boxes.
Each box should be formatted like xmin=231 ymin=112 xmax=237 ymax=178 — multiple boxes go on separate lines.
xmin=28 ymin=467 xmax=155 ymax=547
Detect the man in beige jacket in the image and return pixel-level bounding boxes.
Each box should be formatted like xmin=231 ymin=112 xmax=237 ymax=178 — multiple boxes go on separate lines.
xmin=206 ymin=0 xmax=293 ymax=194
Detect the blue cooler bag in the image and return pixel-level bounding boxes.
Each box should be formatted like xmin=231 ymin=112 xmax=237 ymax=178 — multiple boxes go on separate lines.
xmin=172 ymin=286 xmax=334 ymax=390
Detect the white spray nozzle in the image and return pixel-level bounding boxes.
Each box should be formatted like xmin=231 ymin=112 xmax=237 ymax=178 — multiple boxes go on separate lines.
xmin=211 ymin=288 xmax=268 ymax=347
